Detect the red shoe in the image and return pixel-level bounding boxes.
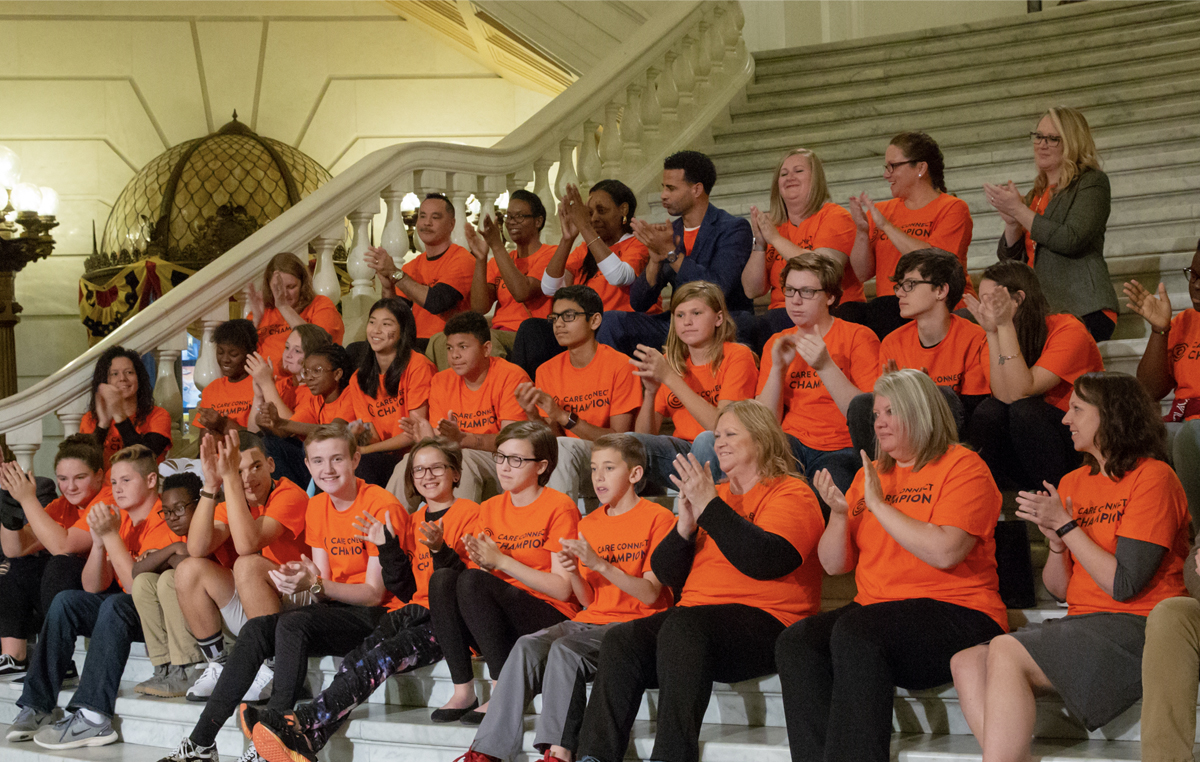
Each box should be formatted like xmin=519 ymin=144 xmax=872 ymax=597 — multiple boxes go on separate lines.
xmin=452 ymin=748 xmax=501 ymax=762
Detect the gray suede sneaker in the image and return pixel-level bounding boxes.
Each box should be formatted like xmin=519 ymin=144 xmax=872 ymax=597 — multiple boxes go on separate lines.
xmin=140 ymin=664 xmax=194 ymax=698
xmin=135 ymin=663 xmax=170 ymax=695
xmin=32 ymin=710 xmax=118 ymax=749
xmin=6 ymin=705 xmax=58 ymax=742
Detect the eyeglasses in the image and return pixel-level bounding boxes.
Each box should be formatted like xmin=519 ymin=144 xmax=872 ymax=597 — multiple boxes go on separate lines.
xmin=301 ymin=365 xmax=332 ymax=377
xmin=159 ymin=500 xmax=197 ymax=519
xmin=1185 ymin=268 xmax=1200 ymax=283
xmin=547 ymin=310 xmax=591 ymax=326
xmin=883 ymin=159 xmax=917 ymax=174
xmin=412 ymin=464 xmax=451 ymax=477
xmin=782 ymin=286 xmax=825 ymax=300
xmin=505 ymin=212 xmax=538 ymax=223
xmin=492 ymin=453 xmax=546 ymax=468
xmin=894 ymin=279 xmax=935 ymax=294
xmin=1029 ymin=132 xmax=1063 ymax=147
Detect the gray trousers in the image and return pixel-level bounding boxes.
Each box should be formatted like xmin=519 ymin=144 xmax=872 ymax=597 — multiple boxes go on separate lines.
xmin=472 ymin=620 xmax=614 ymax=760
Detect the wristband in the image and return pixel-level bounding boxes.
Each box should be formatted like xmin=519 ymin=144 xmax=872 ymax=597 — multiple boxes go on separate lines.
xmin=1151 ymin=325 xmax=1169 ymax=336
xmin=199 ymin=489 xmax=218 ymax=501
xmin=1055 ymin=519 xmax=1079 ymax=538
xmin=998 ymin=354 xmax=1019 ymax=365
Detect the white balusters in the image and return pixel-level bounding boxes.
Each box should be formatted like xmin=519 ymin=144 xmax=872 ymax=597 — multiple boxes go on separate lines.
xmin=694 ymin=21 xmax=713 ymax=100
xmin=640 ymin=67 xmax=662 ymax=148
xmin=347 ymin=203 xmax=380 ymax=301
xmin=477 ymin=174 xmax=505 ymax=226
xmin=379 ymin=184 xmax=410 ymax=273
xmin=599 ymin=101 xmax=624 ymax=178
xmin=152 ymin=333 xmax=187 ymax=445
xmin=8 ymin=419 xmax=42 ymax=472
xmin=659 ymin=51 xmax=680 ymax=129
xmin=55 ymin=395 xmax=89 ymax=439
xmin=192 ymin=304 xmax=229 ymax=391
xmin=621 ymin=82 xmax=646 ymax=170
xmin=554 ymin=136 xmax=581 ymax=199
xmin=532 ymin=157 xmax=559 ymax=240
xmin=675 ymin=37 xmax=697 ymax=121
xmin=311 ymin=224 xmax=343 ymax=306
xmin=719 ymin=2 xmax=742 ymax=68
xmin=446 ymin=174 xmax=472 ymax=249
xmin=577 ymin=120 xmax=602 ymax=188
xmin=706 ymin=9 xmax=726 ymax=84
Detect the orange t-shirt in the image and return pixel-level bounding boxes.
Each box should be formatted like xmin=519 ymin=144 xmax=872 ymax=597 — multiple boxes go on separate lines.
xmin=347 ymin=354 xmax=435 ymax=441
xmin=428 ymin=356 xmax=530 ymax=434
xmin=213 ymin=478 xmax=310 ymax=566
xmin=306 ymin=481 xmax=410 ymax=609
xmin=80 ymin=407 xmax=173 ymax=470
xmin=867 ymin=194 xmax=974 ymax=299
xmin=292 ymin=387 xmax=356 ymax=426
xmin=534 ymin=345 xmax=642 ymax=439
xmin=199 ymin=375 xmax=254 ymax=429
xmin=469 ymin=487 xmax=581 ymax=618
xmin=44 ymin=496 xmax=84 ymax=532
xmin=654 ymin=342 xmax=758 ymax=443
xmin=1166 ymin=310 xmax=1200 ymax=415
xmin=573 ymin=498 xmax=676 ymax=625
xmin=401 ymin=244 xmax=476 ymax=339
xmin=487 ymin=243 xmax=558 ymax=331
xmin=1024 ymin=187 xmax=1054 ymax=266
xmin=765 ymin=203 xmax=861 ymax=307
xmin=1035 ymin=313 xmax=1105 ymax=411
xmin=878 ymin=315 xmax=990 ymax=396
xmin=757 ymin=321 xmax=880 ymax=450
xmin=275 ymin=375 xmax=302 ymax=411
xmin=681 ymin=226 xmax=700 ymax=255
xmin=71 ymin=501 xmax=167 ymax=592
xmin=565 ymin=235 xmax=653 ymax=313
xmin=408 ymin=498 xmax=479 ymax=610
xmin=845 ymin=445 xmax=1007 ymax=631
xmin=679 ymin=476 xmax=825 ymax=627
xmin=1059 ymin=459 xmax=1189 ymax=616
xmin=251 ymin=295 xmax=345 ymax=375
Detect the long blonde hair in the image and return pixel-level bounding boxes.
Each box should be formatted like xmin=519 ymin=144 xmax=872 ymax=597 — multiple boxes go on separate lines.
xmin=1029 ymin=106 xmax=1102 ymax=199
xmin=664 ymin=281 xmax=738 ymax=377
xmin=768 ymin=148 xmax=831 ymax=226
xmin=718 ymin=400 xmax=800 ymax=480
xmin=872 ymin=369 xmax=956 ymax=474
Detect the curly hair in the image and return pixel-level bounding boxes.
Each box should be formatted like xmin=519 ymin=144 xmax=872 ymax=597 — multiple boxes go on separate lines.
xmin=1072 ymin=372 xmax=1168 ymax=480
xmin=89 ymin=346 xmax=155 ymax=426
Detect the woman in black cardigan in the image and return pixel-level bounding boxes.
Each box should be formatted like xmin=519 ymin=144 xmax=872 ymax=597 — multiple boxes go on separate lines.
xmin=988 ymin=106 xmax=1117 ymax=342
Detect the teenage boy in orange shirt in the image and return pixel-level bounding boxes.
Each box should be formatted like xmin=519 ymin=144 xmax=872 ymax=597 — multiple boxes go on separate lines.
xmin=515 ymin=285 xmax=642 ymax=502
xmin=390 ymin=311 xmax=529 ymax=511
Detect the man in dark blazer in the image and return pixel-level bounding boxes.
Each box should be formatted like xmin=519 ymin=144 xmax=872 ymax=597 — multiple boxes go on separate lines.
xmin=596 ymin=151 xmax=753 ymax=355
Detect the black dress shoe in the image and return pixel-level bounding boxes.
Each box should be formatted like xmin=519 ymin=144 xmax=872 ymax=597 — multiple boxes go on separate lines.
xmin=430 ymin=699 xmax=479 ymax=723
xmin=459 ymin=709 xmax=486 ymax=726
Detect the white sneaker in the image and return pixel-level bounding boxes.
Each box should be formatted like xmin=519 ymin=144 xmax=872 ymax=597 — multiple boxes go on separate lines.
xmin=186 ymin=661 xmax=223 ymax=702
xmin=235 ymin=741 xmax=262 ymax=762
xmin=241 ymin=663 xmax=273 ymax=704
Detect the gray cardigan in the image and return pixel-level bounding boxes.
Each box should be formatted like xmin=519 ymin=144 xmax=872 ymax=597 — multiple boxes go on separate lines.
xmin=998 ymin=167 xmax=1117 ymax=319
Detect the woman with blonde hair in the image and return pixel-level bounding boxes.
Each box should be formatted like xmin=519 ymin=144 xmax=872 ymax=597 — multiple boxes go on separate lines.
xmin=629 ymin=280 xmax=758 ymax=492
xmin=246 ymin=251 xmax=345 ymax=373
xmin=990 ymin=106 xmax=1116 ymax=341
xmin=742 ymin=148 xmax=859 ymax=350
xmin=776 ymin=369 xmax=1007 ymax=762
xmin=573 ymin=399 xmax=826 ymax=762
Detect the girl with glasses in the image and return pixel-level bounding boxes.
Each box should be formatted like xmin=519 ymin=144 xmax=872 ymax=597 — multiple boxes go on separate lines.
xmin=991 ymin=107 xmax=1117 ymax=342
xmin=426 ymin=421 xmax=580 ymax=725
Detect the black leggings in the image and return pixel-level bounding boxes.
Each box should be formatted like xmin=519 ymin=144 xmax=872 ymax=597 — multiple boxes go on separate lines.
xmin=1081 ymin=310 xmax=1116 ymax=343
xmin=576 ymin=604 xmax=785 ymax=762
xmin=775 ymin=599 xmax=1003 ymax=762
xmin=428 ymin=567 xmax=566 ymax=683
xmin=0 ymin=554 xmax=88 ymax=639
xmin=969 ymin=395 xmax=1081 ymax=491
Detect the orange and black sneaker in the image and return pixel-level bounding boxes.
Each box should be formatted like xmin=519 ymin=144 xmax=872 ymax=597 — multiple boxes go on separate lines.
xmin=237 ymin=703 xmax=259 ymax=739
xmin=252 ymin=713 xmax=317 ymax=762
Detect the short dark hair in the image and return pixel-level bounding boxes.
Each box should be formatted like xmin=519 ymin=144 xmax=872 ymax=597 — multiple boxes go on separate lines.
xmin=508 ymin=189 xmax=546 ymax=232
xmin=589 ymin=179 xmax=637 ymax=225
xmin=552 ymin=285 xmax=603 ymax=319
xmin=495 ymin=421 xmax=558 ymax=487
xmin=213 ymin=319 xmax=258 ymax=354
xmin=664 ymin=150 xmax=717 ymax=195
xmin=591 ymin=433 xmax=647 ymax=494
xmin=237 ymin=430 xmax=267 ymax=457
xmin=162 ymin=472 xmax=202 ymax=498
xmin=55 ymin=433 xmax=103 ymax=473
xmin=444 ymin=311 xmax=491 ymax=347
xmin=890 ymin=248 xmax=966 ymax=309
xmin=424 ymin=192 xmax=454 ymax=217
xmin=889 ymin=132 xmax=947 ymax=193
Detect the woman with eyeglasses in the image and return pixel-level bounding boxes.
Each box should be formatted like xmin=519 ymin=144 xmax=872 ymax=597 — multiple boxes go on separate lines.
xmin=741 ymin=148 xmax=859 ymax=352
xmin=845 ymin=131 xmax=974 ymax=340
xmin=426 ymin=421 xmax=579 ymax=724
xmin=252 ymin=438 xmax=479 ymax=761
xmin=629 ymin=281 xmax=759 ymax=493
xmin=1123 ymin=238 xmax=1200 ymax=526
xmin=991 ymin=107 xmax=1116 ymax=342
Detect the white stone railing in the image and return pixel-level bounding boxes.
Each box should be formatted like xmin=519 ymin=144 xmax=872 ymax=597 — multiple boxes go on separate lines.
xmin=0 ymin=0 xmax=753 ymax=469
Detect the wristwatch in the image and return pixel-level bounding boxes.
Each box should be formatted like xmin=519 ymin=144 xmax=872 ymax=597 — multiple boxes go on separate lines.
xmin=308 ymin=577 xmax=324 ymax=598
xmin=562 ymin=411 xmax=580 ymax=430
xmin=665 ymin=250 xmax=681 ymax=264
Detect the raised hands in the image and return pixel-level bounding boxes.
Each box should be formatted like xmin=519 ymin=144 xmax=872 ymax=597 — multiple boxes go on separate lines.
xmin=245 ymin=352 xmax=275 ymax=389
xmin=464 ymin=220 xmax=490 ymax=262
xmin=983 ymin=180 xmax=1026 ymax=219
xmin=463 ymin=532 xmax=505 ymax=570
xmin=352 ymin=510 xmax=395 ymax=548
xmin=268 ymin=555 xmax=320 ymax=596
xmin=1015 ymin=482 xmax=1074 ymax=546
xmin=630 ymin=218 xmax=675 ymax=259
xmin=630 ymin=344 xmax=673 ymax=391
xmin=514 ymin=381 xmax=556 ymax=419
xmin=417 ymin=519 xmax=445 ymax=551
xmin=87 ymin=503 xmax=120 ymax=538
xmin=963 ymin=283 xmax=1017 ymax=335
xmin=670 ymin=452 xmax=717 ymax=538
xmin=794 ymin=326 xmax=832 ymax=371
xmin=812 ymin=468 xmax=849 ymax=518
xmin=437 ymin=412 xmax=466 ymax=444
xmin=216 ymin=429 xmax=242 ymax=480
xmin=848 ymin=192 xmax=883 ymax=232
xmin=749 ymin=205 xmax=776 ymax=250
xmin=364 ymin=246 xmax=398 ymax=281
xmin=256 ymin=401 xmax=285 ymax=434
xmin=559 ymin=532 xmax=604 ymax=573
xmin=562 ymin=184 xmax=593 ymax=238
xmin=246 ymin=283 xmax=266 ymax=324
xmin=1123 ymin=279 xmax=1173 ymax=333
xmin=399 ymin=415 xmax=436 ymax=443
xmin=858 ymin=451 xmax=885 ymax=511
xmin=269 ymin=270 xmax=297 ymax=309
xmin=0 ymin=461 xmax=37 ymax=504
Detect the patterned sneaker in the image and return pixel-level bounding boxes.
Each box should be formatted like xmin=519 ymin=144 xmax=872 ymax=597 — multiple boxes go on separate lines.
xmin=252 ymin=720 xmax=318 ymax=762
xmin=0 ymin=654 xmax=28 ymax=681
xmin=136 ymin=663 xmax=170 ymax=695
xmin=6 ymin=705 xmax=58 ymax=742
xmin=32 ymin=710 xmax=118 ymax=750
xmin=187 ymin=660 xmax=223 ymax=702
xmin=236 ymin=740 xmax=263 ymax=762
xmin=157 ymin=737 xmax=219 ymax=762
xmin=242 ymin=662 xmax=274 ymax=704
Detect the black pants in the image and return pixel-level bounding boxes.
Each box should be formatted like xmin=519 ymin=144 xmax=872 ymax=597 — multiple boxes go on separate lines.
xmin=775 ymin=599 xmax=1003 ymax=762
xmin=576 ymin=604 xmax=785 ymax=762
xmin=508 ymin=318 xmax=565 ymax=381
xmin=834 ymin=296 xmax=908 ymax=341
xmin=969 ymin=395 xmax=1081 ymax=491
xmin=428 ymin=567 xmax=566 ymax=684
xmin=1081 ymin=309 xmax=1115 ymax=343
xmin=0 ymin=554 xmax=88 ymax=640
xmin=356 ymin=450 xmax=402 ymax=488
xmin=190 ymin=603 xmax=385 ymax=747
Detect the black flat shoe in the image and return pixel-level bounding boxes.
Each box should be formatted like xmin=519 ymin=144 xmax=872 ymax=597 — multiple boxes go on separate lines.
xmin=430 ymin=699 xmax=479 ymax=723
xmin=459 ymin=709 xmax=486 ymax=726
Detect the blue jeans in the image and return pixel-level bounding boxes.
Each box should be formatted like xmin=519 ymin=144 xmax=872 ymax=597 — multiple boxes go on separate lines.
xmin=596 ymin=311 xmax=671 ymax=356
xmin=629 ymin=433 xmax=692 ymax=494
xmin=18 ymin=590 xmax=143 ymax=718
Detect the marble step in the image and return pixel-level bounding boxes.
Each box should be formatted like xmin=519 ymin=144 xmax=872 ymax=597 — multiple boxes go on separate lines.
xmin=0 ymin=737 xmax=238 ymax=762
xmin=894 ymin=734 xmax=1152 ymax=762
